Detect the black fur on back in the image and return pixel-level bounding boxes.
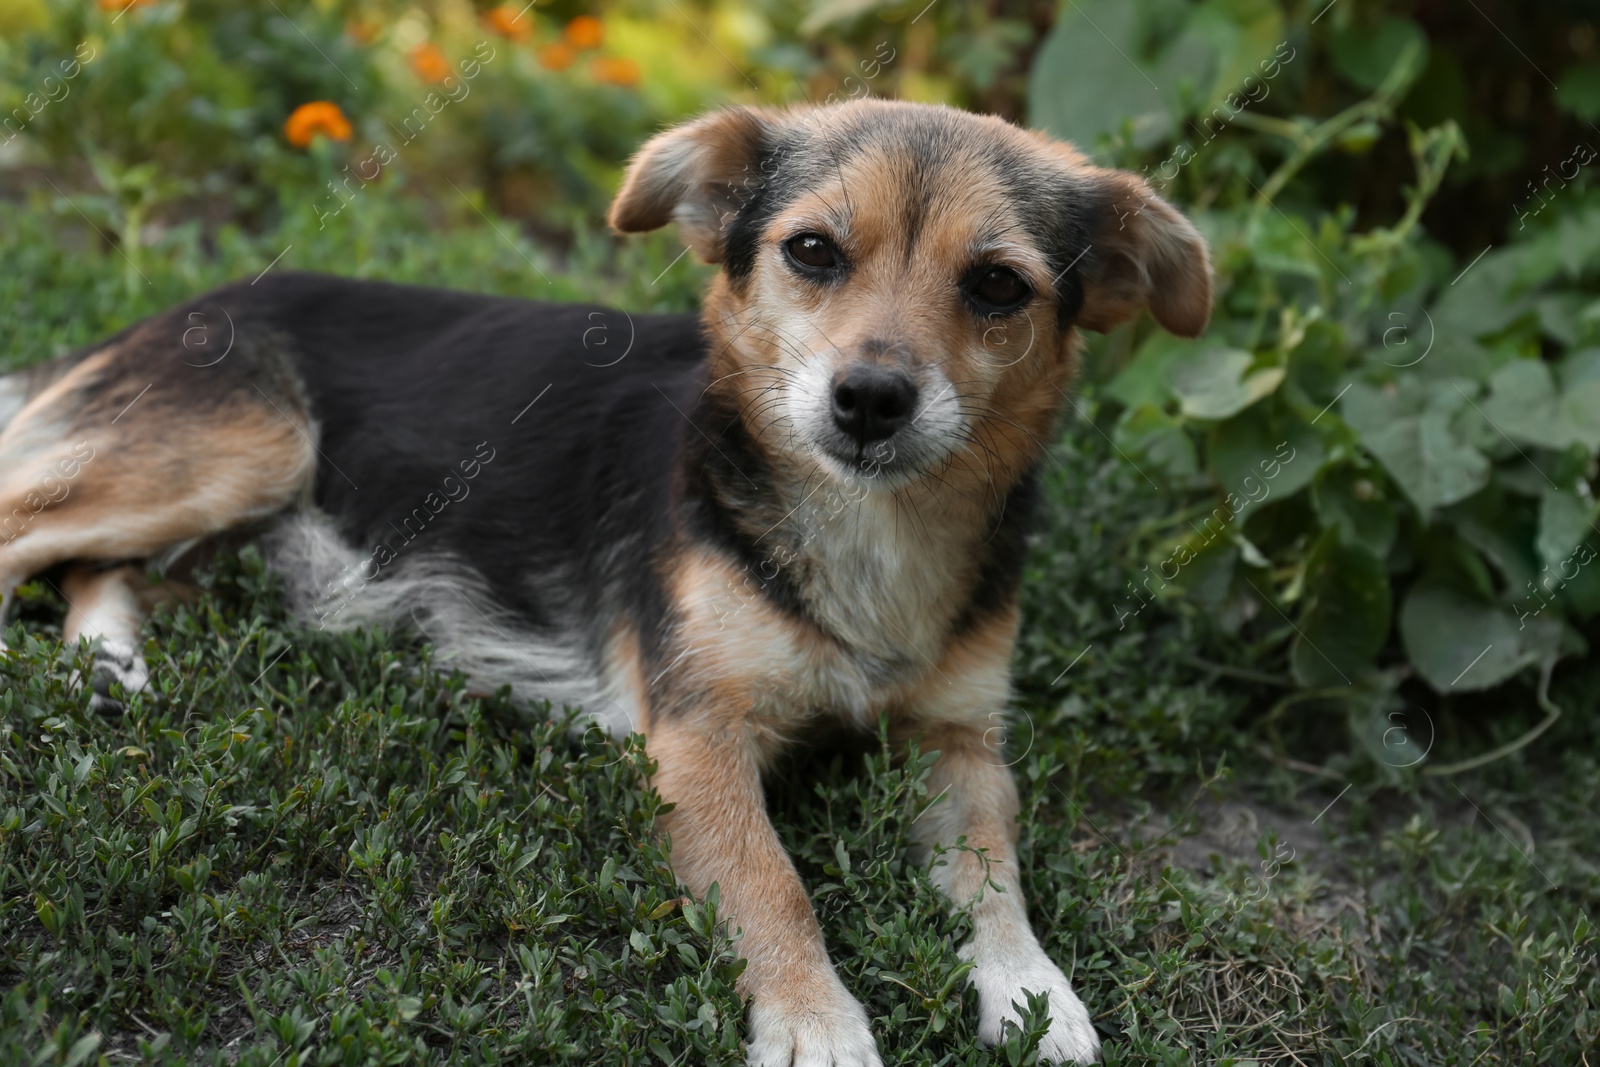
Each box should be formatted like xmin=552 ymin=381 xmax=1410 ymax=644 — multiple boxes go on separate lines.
xmin=183 ymin=272 xmax=758 ymax=670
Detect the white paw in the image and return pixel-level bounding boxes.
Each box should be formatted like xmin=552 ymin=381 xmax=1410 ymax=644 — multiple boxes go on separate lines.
xmin=745 ymin=978 xmax=882 ymax=1067
xmin=78 ymin=639 xmax=149 ymax=714
xmin=964 ymin=943 xmax=1101 ymax=1064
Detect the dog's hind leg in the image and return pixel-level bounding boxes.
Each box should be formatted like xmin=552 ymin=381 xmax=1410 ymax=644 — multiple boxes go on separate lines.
xmin=57 ymin=564 xmax=164 ymax=712
xmin=0 ymin=331 xmax=317 ymax=680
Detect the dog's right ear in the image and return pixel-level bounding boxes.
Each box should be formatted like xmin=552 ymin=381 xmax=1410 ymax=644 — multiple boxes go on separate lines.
xmin=608 ymin=106 xmax=773 ymax=263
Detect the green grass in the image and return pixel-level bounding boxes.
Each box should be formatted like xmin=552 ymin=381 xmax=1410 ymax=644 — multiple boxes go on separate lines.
xmin=2 ymin=190 xmax=1597 ymax=1066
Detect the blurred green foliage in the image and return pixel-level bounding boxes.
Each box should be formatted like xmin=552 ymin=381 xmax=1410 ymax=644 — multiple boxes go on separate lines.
xmin=1024 ymin=0 xmax=1600 ymax=754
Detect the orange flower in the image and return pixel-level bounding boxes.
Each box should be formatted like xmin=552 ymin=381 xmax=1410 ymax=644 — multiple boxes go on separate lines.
xmin=590 ymin=55 xmax=640 ymax=87
xmin=408 ymin=42 xmax=452 ymax=83
xmin=536 ymin=42 xmax=575 ymax=71
xmin=564 ymin=15 xmax=603 ymax=50
xmin=98 ymin=0 xmax=153 ymax=10
xmin=345 ymin=19 xmax=381 ymax=44
xmin=283 ymin=101 xmax=353 ymax=148
xmin=484 ymin=4 xmax=532 ymax=41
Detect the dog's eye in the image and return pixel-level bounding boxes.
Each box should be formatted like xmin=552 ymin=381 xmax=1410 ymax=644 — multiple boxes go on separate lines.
xmin=969 ymin=267 xmax=1031 ymax=310
xmin=786 ymin=233 xmax=840 ymax=271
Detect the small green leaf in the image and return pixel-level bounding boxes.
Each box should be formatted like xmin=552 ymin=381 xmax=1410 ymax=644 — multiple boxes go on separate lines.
xmin=1342 ymin=378 xmax=1490 ymax=517
xmin=798 ymin=0 xmax=895 ymax=35
xmin=1207 ymin=403 xmax=1323 ymax=503
xmin=1338 ymin=120 xmax=1382 ymax=154
xmin=1312 ymin=467 xmax=1399 ymax=558
xmin=1247 ymin=211 xmax=1329 ymax=281
xmin=1285 ymin=318 xmax=1347 ymax=402
xmin=1399 ymin=583 xmax=1562 ymax=692
xmin=1106 ymin=333 xmax=1207 ymax=411
xmin=1480 ymin=360 xmax=1600 ymax=452
xmin=1559 ymin=345 xmax=1600 ymax=389
xmin=1453 ymin=487 xmax=1541 ymax=593
xmin=1331 ymin=17 xmax=1428 ymax=92
xmin=1431 ymin=247 xmax=1536 ymax=339
xmin=60 ymin=1033 xmax=102 ymax=1067
xmin=35 ymin=893 xmax=61 ymax=936
xmin=1536 ymin=488 xmax=1595 ymax=573
xmin=1116 ymin=404 xmax=1197 ymax=479
xmin=1290 ymin=533 xmax=1391 ymax=687
xmin=1170 ymin=348 xmax=1284 ymax=419
xmin=1027 ymin=0 xmax=1174 ymax=150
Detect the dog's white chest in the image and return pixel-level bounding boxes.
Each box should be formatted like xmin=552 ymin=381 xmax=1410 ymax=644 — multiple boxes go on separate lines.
xmin=773 ymin=491 xmax=971 ymax=717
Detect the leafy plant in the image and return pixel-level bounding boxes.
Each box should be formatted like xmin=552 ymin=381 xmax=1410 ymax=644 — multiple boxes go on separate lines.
xmin=1031 ymin=0 xmax=1600 ymax=759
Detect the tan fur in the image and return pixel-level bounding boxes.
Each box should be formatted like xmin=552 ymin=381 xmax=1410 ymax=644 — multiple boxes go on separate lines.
xmin=59 ymin=563 xmax=182 ymax=646
xmin=0 ymin=342 xmax=316 ymax=605
xmin=657 ymin=547 xmax=839 ymax=736
xmin=607 ymin=620 xmax=652 ymax=733
xmin=645 ymin=714 xmax=831 ymax=986
xmin=888 ymin=606 xmax=1019 ymax=726
xmin=60 ymin=563 xmax=145 ymax=646
xmin=899 ymin=721 xmax=1024 ymax=899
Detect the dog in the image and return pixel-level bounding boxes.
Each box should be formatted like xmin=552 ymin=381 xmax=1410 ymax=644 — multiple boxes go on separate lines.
xmin=0 ymin=99 xmax=1210 ymax=1064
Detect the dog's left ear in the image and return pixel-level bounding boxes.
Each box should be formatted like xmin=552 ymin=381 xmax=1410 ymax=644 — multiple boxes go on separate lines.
xmin=1075 ymin=169 xmax=1213 ymax=338
xmin=608 ymin=106 xmax=773 ymax=262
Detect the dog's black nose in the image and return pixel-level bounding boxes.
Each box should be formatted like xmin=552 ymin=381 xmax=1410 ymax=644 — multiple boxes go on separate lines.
xmin=832 ymin=364 xmax=918 ymax=445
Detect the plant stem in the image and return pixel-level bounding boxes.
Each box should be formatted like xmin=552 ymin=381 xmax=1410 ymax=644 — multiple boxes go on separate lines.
xmin=1182 ymin=656 xmax=1295 ymax=688
xmin=1422 ymin=659 xmax=1563 ymax=776
xmin=1251 ymin=38 xmax=1424 ymax=215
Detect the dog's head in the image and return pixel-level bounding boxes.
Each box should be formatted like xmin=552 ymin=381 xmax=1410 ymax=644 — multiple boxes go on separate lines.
xmin=610 ymin=100 xmax=1211 ymax=490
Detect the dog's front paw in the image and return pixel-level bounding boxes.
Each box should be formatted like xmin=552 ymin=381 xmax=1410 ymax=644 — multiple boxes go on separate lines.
xmin=745 ymin=978 xmax=882 ymax=1067
xmin=964 ymin=944 xmax=1100 ymax=1064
